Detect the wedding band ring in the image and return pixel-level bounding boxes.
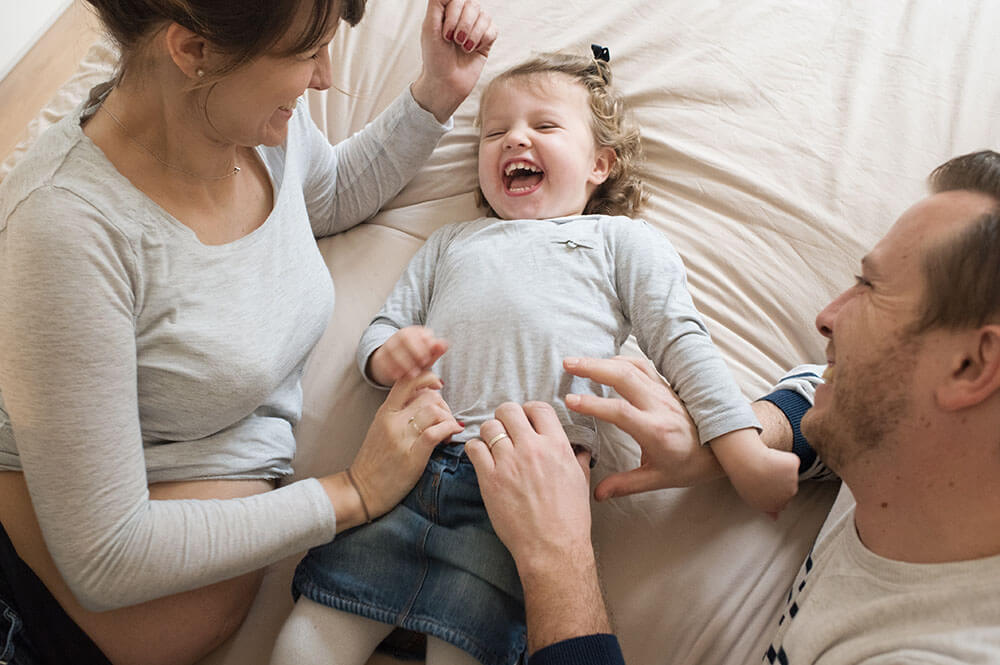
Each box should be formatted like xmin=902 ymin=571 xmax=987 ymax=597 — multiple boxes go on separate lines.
xmin=486 ymin=432 xmax=510 ymax=451
xmin=408 ymin=416 xmax=422 ymax=435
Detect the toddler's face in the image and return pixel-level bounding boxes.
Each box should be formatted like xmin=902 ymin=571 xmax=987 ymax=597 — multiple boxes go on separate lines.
xmin=478 ymin=73 xmax=613 ymax=220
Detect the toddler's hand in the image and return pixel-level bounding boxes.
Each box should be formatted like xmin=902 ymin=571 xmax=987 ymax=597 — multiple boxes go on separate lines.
xmin=369 ymin=326 xmax=449 ymax=387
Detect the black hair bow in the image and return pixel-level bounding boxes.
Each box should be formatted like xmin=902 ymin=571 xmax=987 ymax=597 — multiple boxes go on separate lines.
xmin=591 ymin=43 xmax=610 ymax=62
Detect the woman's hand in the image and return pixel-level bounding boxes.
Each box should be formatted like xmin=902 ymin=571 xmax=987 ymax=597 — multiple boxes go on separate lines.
xmin=411 ymin=0 xmax=498 ymax=123
xmin=325 ymin=371 xmax=462 ymax=530
xmin=563 ymin=355 xmax=726 ymax=499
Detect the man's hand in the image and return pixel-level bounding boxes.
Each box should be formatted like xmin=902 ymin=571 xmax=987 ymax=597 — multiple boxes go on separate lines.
xmin=466 ymin=401 xmax=592 ymax=572
xmin=563 ymin=355 xmax=726 ymax=500
xmin=368 ymin=326 xmax=448 ymax=387
xmin=466 ymin=401 xmax=611 ymax=654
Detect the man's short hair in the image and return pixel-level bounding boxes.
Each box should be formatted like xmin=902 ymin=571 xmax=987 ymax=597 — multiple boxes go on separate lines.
xmin=914 ymin=150 xmax=1000 ymax=332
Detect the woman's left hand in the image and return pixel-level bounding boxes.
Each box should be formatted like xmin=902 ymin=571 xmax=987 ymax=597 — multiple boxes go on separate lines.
xmin=411 ymin=0 xmax=498 ymax=123
xmin=346 ymin=370 xmax=463 ymax=520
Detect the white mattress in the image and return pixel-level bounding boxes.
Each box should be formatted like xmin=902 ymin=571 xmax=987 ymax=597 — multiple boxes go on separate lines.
xmin=4 ymin=1 xmax=999 ymax=663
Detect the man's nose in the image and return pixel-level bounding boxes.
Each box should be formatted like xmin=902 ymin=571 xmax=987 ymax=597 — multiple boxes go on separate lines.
xmin=815 ymin=289 xmax=850 ymax=338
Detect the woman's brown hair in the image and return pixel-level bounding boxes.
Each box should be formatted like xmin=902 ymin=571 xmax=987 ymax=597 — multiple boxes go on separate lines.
xmin=85 ymin=0 xmax=366 ymax=82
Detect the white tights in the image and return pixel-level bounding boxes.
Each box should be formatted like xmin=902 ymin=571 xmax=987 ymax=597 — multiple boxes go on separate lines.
xmin=269 ymin=596 xmax=483 ymax=665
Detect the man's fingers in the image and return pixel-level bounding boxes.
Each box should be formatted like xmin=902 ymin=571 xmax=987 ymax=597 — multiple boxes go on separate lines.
xmin=594 ymin=467 xmax=666 ymax=501
xmin=565 ymin=392 xmax=639 ymax=431
xmin=614 ymin=355 xmax=662 ymax=382
xmin=464 ymin=438 xmax=495 ymax=474
xmin=479 ymin=417 xmax=514 ymax=460
xmin=563 ymin=356 xmax=662 ymax=409
xmin=521 ymin=401 xmax=564 ymax=438
xmin=494 ymin=401 xmax=535 ymax=443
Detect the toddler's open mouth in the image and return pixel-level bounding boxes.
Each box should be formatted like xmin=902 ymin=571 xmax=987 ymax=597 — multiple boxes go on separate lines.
xmin=503 ymin=160 xmax=544 ymax=194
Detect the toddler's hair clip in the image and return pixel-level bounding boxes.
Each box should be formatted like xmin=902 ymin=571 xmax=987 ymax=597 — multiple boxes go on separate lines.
xmin=591 ymin=43 xmax=610 ymax=62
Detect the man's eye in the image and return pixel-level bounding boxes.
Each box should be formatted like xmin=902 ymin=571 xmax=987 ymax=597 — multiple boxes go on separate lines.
xmin=853 ymin=274 xmax=872 ymax=288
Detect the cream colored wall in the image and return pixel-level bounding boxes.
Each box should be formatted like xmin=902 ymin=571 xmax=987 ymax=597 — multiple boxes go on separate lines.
xmin=0 ymin=1 xmax=99 ymax=163
xmin=0 ymin=0 xmax=73 ymax=81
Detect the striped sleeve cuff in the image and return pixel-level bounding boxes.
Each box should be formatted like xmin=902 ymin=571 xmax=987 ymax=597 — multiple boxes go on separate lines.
xmin=758 ymin=388 xmax=814 ymax=473
xmin=757 ymin=389 xmax=838 ymax=482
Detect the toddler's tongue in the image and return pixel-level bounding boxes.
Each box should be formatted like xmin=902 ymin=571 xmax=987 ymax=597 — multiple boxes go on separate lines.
xmin=509 ymin=172 xmax=543 ymax=190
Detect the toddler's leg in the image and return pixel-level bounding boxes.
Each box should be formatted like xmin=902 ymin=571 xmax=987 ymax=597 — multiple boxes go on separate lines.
xmin=425 ymin=636 xmax=483 ymax=665
xmin=269 ymin=596 xmax=393 ymax=665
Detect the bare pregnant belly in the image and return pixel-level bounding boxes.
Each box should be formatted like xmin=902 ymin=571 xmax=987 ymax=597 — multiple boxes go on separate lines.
xmin=0 ymin=471 xmax=274 ymax=665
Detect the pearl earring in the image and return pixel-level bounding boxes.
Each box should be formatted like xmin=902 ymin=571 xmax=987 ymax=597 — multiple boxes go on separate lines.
xmin=196 ymin=69 xmax=205 ymax=78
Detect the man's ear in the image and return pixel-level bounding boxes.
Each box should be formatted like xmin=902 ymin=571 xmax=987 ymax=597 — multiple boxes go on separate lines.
xmin=936 ymin=325 xmax=1000 ymax=410
xmin=163 ymin=22 xmax=210 ymax=80
xmin=588 ymin=146 xmax=617 ymax=186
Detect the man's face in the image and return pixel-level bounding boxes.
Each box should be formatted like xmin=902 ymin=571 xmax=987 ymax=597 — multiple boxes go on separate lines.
xmin=802 ymin=190 xmax=995 ymax=473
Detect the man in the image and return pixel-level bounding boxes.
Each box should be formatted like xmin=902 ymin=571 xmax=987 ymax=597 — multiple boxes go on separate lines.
xmin=465 ymin=150 xmax=1000 ymax=663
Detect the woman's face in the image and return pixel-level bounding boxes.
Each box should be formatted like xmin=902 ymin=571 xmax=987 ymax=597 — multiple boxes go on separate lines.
xmin=196 ymin=8 xmax=338 ymax=147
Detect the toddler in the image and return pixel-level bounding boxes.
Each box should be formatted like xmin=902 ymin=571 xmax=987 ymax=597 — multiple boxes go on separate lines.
xmin=273 ymin=47 xmax=799 ymax=665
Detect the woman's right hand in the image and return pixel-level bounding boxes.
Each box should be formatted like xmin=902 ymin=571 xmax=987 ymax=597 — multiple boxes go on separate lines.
xmin=411 ymin=0 xmax=498 ymax=123
xmin=323 ymin=370 xmax=462 ymax=530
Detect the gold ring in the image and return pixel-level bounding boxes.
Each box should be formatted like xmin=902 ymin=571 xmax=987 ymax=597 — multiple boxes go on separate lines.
xmin=486 ymin=432 xmax=510 ymax=451
xmin=408 ymin=416 xmax=422 ymax=435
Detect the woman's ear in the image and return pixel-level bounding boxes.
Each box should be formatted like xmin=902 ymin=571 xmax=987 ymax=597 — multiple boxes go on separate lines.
xmin=936 ymin=326 xmax=1000 ymax=411
xmin=588 ymin=146 xmax=617 ymax=186
xmin=163 ymin=22 xmax=210 ymax=80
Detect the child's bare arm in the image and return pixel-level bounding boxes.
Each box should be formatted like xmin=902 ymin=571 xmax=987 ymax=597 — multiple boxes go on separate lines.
xmin=710 ymin=428 xmax=799 ymax=516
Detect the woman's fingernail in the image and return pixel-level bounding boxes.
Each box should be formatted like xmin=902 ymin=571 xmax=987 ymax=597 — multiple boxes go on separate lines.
xmin=564 ymin=357 xmax=579 ymax=368
xmin=457 ymin=420 xmax=465 ymax=427
xmin=446 ymin=29 xmax=454 ymax=41
xmin=456 ymin=31 xmax=466 ymax=43
xmin=464 ymin=39 xmax=475 ymax=51
xmin=565 ymin=394 xmax=580 ymax=407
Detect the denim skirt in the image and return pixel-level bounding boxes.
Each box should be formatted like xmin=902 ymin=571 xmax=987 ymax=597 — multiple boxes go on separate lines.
xmin=292 ymin=444 xmax=526 ymax=665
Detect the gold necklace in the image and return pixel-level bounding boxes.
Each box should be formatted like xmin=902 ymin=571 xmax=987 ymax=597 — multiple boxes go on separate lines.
xmin=100 ymin=104 xmax=241 ymax=180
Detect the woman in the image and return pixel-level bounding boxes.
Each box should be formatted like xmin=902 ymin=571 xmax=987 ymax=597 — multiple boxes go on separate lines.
xmin=0 ymin=0 xmax=496 ymax=663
